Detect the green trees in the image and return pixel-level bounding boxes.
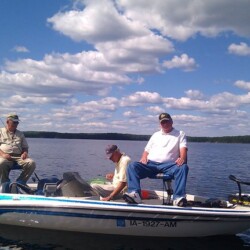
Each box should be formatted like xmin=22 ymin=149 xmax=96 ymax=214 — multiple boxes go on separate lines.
xmin=24 ymin=131 xmax=250 ymax=143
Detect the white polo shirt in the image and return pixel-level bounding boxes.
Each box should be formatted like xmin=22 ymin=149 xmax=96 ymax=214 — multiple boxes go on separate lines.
xmin=145 ymin=128 xmax=187 ymax=163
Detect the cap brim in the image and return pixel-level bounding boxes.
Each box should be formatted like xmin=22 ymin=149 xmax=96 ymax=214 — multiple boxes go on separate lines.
xmin=160 ymin=118 xmax=170 ymax=122
xmin=106 ymin=153 xmax=113 ymax=158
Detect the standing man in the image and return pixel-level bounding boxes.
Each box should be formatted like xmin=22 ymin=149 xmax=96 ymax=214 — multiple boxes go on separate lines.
xmin=123 ymin=113 xmax=189 ymax=207
xmin=0 ymin=113 xmax=36 ymax=185
xmin=91 ymin=145 xmax=131 ymax=201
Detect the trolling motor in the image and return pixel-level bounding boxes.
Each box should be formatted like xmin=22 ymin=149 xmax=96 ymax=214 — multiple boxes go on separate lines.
xmin=228 ymin=175 xmax=250 ymax=206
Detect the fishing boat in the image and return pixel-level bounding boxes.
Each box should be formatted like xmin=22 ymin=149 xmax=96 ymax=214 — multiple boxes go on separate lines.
xmin=0 ymin=172 xmax=249 ymax=238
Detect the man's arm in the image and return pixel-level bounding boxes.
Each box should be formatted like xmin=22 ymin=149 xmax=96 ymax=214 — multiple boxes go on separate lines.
xmin=140 ymin=151 xmax=149 ymax=164
xmin=141 ymin=134 xmax=155 ymax=164
xmin=101 ymin=182 xmax=127 ymax=201
xmin=0 ymin=149 xmax=12 ymax=161
xmin=21 ymin=133 xmax=29 ymax=160
xmin=175 ymin=147 xmax=188 ymax=166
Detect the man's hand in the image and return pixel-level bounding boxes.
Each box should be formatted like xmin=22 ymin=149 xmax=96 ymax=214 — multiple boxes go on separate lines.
xmin=21 ymin=152 xmax=28 ymax=160
xmin=2 ymin=153 xmax=12 ymax=161
xmin=140 ymin=151 xmax=149 ymax=164
xmin=175 ymin=157 xmax=185 ymax=166
xmin=176 ymin=147 xmax=188 ymax=166
xmin=105 ymin=173 xmax=114 ymax=181
xmin=100 ymin=182 xmax=126 ymax=202
xmin=100 ymin=195 xmax=112 ymax=201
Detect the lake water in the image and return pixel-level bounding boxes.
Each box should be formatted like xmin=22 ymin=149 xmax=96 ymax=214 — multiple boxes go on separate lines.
xmin=2 ymin=138 xmax=250 ymax=249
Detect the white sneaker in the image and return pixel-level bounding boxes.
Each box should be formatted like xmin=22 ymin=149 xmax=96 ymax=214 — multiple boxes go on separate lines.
xmin=123 ymin=191 xmax=142 ymax=204
xmin=173 ymin=197 xmax=187 ymax=207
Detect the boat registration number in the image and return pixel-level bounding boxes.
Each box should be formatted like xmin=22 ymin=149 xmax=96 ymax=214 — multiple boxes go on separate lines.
xmin=129 ymin=220 xmax=177 ymax=227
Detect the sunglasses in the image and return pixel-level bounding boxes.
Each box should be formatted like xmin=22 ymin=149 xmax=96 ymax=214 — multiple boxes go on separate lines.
xmin=13 ymin=121 xmax=19 ymax=125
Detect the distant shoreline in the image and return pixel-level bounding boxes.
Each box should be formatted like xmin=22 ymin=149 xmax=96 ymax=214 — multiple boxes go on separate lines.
xmin=24 ymin=131 xmax=250 ymax=144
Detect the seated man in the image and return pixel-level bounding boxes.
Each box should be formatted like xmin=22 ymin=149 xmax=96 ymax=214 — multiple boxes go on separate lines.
xmin=123 ymin=112 xmax=189 ymax=207
xmin=91 ymin=145 xmax=131 ymax=201
xmin=0 ymin=113 xmax=36 ymax=185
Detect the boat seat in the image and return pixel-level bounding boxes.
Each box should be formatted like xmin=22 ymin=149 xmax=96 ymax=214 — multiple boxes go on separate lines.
xmin=150 ymin=173 xmax=173 ymax=205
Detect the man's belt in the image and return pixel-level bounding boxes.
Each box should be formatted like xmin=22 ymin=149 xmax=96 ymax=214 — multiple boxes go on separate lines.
xmin=9 ymin=153 xmax=21 ymax=157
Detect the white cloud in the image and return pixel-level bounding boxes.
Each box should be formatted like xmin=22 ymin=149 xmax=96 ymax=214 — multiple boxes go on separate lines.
xmin=4 ymin=87 xmax=249 ymax=136
xmin=234 ymin=80 xmax=250 ymax=91
xmin=48 ymin=0 xmax=250 ymax=55
xmin=70 ymin=97 xmax=119 ymax=117
xmin=0 ymin=50 xmax=133 ymax=96
xmin=228 ymin=42 xmax=250 ymax=56
xmin=163 ymin=54 xmax=198 ymax=71
xmin=163 ymin=91 xmax=250 ymax=112
xmin=1 ymin=95 xmax=69 ymax=107
xmin=123 ymin=110 xmax=140 ymax=118
xmin=82 ymin=122 xmax=107 ymax=128
xmin=48 ymin=1 xmax=175 ymax=75
xmin=185 ymin=90 xmax=205 ymax=100
xmin=146 ymin=106 xmax=165 ymax=114
xmin=120 ymin=91 xmax=163 ymax=106
xmin=12 ymin=46 xmax=29 ymax=53
xmin=164 ymin=97 xmax=208 ymax=110
xmin=117 ymin=0 xmax=250 ymax=41
xmin=96 ymin=34 xmax=174 ymax=73
xmin=3 ymin=0 xmax=248 ymax=106
xmin=47 ymin=0 xmax=148 ymax=43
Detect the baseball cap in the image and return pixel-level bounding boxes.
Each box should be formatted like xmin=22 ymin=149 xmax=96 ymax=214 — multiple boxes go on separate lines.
xmin=7 ymin=113 xmax=20 ymax=122
xmin=105 ymin=145 xmax=118 ymax=158
xmin=159 ymin=113 xmax=172 ymax=122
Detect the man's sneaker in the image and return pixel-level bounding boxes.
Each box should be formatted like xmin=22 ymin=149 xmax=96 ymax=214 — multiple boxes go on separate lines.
xmin=173 ymin=197 xmax=187 ymax=207
xmin=123 ymin=192 xmax=142 ymax=204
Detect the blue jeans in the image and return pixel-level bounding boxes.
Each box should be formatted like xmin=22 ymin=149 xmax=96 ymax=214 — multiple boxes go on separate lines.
xmin=126 ymin=160 xmax=189 ymax=200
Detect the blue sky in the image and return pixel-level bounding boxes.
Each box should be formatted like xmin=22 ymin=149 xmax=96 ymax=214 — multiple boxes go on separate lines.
xmin=0 ymin=0 xmax=250 ymax=137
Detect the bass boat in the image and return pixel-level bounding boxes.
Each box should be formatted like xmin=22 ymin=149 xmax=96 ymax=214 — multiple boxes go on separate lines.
xmin=0 ymin=172 xmax=249 ymax=238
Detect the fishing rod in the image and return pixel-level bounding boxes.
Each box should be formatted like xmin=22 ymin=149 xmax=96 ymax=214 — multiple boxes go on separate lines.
xmin=0 ymin=115 xmax=40 ymax=182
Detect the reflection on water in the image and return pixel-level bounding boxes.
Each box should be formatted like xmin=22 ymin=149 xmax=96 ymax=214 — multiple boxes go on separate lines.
xmin=4 ymin=139 xmax=250 ymax=249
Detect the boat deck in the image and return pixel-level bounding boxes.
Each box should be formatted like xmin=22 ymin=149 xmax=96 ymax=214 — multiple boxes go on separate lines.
xmin=25 ymin=182 xmax=249 ymax=210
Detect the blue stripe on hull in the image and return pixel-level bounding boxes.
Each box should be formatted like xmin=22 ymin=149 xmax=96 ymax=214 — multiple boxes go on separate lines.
xmin=0 ymin=206 xmax=249 ymax=222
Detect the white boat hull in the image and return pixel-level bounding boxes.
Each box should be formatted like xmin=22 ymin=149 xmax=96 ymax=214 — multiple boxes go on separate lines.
xmin=0 ymin=194 xmax=250 ymax=237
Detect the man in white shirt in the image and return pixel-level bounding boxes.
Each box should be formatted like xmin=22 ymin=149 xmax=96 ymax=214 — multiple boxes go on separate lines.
xmin=0 ymin=113 xmax=36 ymax=185
xmin=91 ymin=145 xmax=131 ymax=201
xmin=123 ymin=113 xmax=189 ymax=207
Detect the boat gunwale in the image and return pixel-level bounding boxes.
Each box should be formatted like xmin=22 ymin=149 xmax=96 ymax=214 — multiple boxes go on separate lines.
xmin=0 ymin=194 xmax=250 ymax=220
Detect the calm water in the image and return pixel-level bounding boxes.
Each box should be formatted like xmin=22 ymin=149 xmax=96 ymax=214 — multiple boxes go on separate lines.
xmin=2 ymin=138 xmax=250 ymax=249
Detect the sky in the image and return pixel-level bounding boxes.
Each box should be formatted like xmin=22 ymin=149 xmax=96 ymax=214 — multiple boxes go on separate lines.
xmin=0 ymin=0 xmax=250 ymax=137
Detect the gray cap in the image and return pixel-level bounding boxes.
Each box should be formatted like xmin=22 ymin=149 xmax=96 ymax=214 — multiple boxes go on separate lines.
xmin=105 ymin=145 xmax=118 ymax=158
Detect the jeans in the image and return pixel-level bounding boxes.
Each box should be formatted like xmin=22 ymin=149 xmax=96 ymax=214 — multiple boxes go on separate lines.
xmin=126 ymin=160 xmax=189 ymax=200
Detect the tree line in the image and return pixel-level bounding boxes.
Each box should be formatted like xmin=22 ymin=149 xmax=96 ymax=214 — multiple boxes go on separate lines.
xmin=24 ymin=131 xmax=250 ymax=143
